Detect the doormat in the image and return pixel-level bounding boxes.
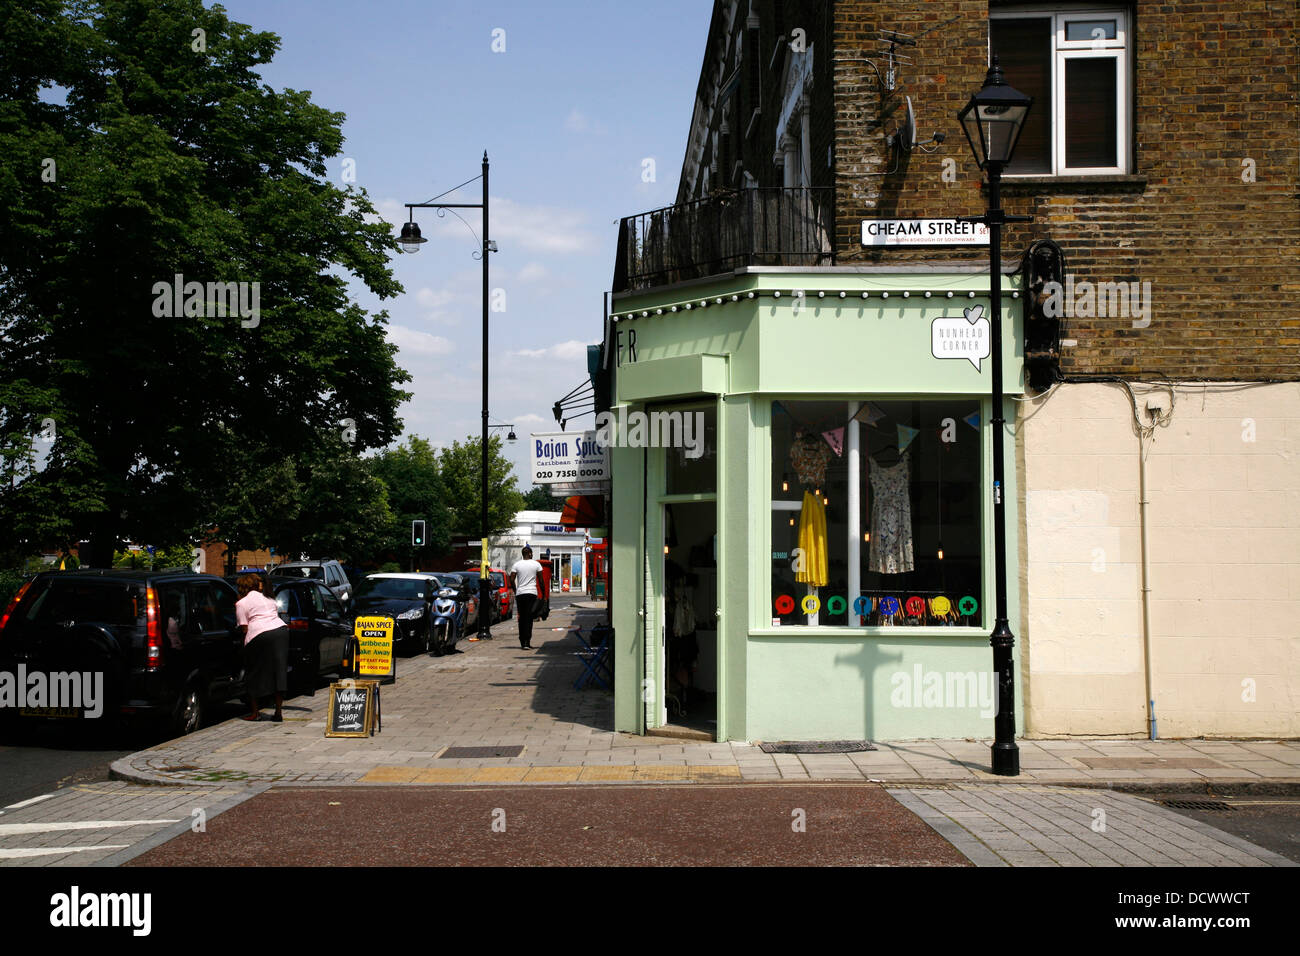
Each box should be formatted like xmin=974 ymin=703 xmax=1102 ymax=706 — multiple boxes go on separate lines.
xmin=439 ymin=745 xmax=525 ymax=759
xmin=759 ymin=740 xmax=877 ymax=754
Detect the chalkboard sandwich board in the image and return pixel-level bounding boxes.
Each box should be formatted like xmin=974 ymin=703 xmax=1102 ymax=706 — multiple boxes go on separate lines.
xmin=325 ymin=679 xmax=382 ymax=737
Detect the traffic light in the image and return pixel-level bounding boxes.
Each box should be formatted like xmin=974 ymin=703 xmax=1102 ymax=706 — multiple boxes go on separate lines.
xmin=412 ymin=519 xmax=426 ymax=546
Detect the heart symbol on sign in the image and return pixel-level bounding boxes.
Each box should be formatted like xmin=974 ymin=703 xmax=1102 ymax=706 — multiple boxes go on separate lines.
xmin=964 ymin=305 xmax=985 ymax=324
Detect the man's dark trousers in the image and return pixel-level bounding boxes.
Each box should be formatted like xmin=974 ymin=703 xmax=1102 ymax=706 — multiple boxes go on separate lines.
xmin=516 ymin=594 xmax=538 ymax=648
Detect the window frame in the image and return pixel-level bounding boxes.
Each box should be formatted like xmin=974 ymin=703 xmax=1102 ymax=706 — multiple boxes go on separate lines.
xmin=990 ymin=5 xmax=1131 ymax=177
xmin=760 ymin=396 xmax=992 ymax=636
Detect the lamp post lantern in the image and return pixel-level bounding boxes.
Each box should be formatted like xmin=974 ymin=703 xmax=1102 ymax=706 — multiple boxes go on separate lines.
xmin=400 ymin=152 xmax=496 ymax=640
xmin=957 ymin=58 xmax=1032 ymax=776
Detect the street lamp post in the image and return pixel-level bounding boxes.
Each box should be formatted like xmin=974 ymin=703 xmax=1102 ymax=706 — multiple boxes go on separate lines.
xmin=399 ymin=152 xmax=497 ymax=640
xmin=957 ymin=59 xmax=1032 ymax=777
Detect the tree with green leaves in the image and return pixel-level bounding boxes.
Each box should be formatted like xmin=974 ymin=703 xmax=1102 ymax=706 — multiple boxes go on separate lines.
xmin=521 ymin=486 xmax=566 ymax=512
xmin=270 ymin=440 xmax=392 ymax=564
xmin=0 ymin=0 xmax=410 ymax=566
xmin=366 ymin=436 xmax=452 ymax=563
xmin=437 ymin=436 xmax=524 ymax=537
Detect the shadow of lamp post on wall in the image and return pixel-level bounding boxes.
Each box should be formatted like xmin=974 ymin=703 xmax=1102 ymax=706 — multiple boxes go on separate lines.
xmin=398 ymin=152 xmax=498 ymax=640
xmin=956 ymin=58 xmax=1032 ymax=777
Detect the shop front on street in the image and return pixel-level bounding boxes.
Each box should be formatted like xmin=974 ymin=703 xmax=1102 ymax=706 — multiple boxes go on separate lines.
xmin=608 ymin=268 xmax=1025 ymax=742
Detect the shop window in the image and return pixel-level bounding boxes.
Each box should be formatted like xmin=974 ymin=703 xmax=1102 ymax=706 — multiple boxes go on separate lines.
xmin=990 ymin=8 xmax=1129 ymax=176
xmin=770 ymin=399 xmax=983 ymax=629
xmin=664 ymin=404 xmax=718 ymax=495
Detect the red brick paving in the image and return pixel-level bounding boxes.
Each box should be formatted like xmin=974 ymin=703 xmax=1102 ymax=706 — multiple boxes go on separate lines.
xmin=128 ymin=782 xmax=970 ymax=867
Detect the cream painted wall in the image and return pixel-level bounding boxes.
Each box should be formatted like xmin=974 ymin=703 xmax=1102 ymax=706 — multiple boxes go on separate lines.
xmin=1022 ymin=382 xmax=1300 ymax=738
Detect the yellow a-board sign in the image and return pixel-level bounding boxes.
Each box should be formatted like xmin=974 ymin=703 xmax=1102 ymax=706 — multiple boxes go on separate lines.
xmin=354 ymin=615 xmax=396 ymax=681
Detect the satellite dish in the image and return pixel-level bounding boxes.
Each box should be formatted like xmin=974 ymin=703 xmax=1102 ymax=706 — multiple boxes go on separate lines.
xmin=900 ymin=96 xmax=917 ymax=151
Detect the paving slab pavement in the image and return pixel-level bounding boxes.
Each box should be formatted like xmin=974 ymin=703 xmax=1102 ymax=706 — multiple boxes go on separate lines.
xmin=111 ymin=597 xmax=1300 ymax=792
xmin=0 ymin=780 xmax=255 ymax=867
xmin=890 ymin=784 xmax=1298 ymax=867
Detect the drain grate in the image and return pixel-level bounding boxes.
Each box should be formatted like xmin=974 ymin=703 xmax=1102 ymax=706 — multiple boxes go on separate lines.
xmin=1161 ymin=799 xmax=1234 ymax=812
xmin=440 ymin=745 xmax=524 ymax=759
xmin=759 ymin=740 xmax=877 ymax=754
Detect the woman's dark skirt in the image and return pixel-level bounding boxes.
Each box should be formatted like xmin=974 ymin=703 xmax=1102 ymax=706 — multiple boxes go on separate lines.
xmin=245 ymin=626 xmax=290 ymax=699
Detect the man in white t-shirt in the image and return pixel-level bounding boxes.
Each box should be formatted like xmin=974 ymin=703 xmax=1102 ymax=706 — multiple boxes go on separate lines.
xmin=510 ymin=547 xmax=544 ymax=650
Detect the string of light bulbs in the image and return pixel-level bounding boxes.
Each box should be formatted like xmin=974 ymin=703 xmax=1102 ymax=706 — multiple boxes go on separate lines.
xmin=610 ymin=288 xmax=1020 ymax=322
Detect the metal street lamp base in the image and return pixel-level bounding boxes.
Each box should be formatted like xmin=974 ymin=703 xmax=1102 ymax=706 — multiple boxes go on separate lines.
xmin=991 ymin=742 xmax=1020 ymax=776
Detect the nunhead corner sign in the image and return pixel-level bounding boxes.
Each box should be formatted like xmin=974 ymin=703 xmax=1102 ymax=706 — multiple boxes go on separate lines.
xmin=862 ymin=219 xmax=989 ymax=247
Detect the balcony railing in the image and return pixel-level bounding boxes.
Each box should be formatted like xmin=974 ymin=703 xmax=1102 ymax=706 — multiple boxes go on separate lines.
xmin=613 ymin=187 xmax=835 ymax=294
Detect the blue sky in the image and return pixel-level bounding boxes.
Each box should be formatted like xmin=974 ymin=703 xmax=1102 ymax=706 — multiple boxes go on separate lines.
xmin=214 ymin=0 xmax=712 ymax=481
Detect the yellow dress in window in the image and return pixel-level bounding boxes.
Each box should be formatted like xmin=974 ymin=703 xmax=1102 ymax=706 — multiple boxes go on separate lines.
xmin=796 ymin=491 xmax=828 ymax=587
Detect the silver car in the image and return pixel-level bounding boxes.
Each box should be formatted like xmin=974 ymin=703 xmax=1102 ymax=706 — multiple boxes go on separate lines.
xmin=269 ymin=560 xmax=353 ymax=611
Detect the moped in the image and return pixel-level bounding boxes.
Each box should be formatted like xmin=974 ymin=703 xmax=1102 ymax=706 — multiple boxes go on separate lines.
xmin=428 ymin=586 xmax=467 ymax=656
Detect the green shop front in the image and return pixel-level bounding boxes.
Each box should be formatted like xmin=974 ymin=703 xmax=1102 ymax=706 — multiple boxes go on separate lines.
xmin=606 ymin=268 xmax=1025 ymax=742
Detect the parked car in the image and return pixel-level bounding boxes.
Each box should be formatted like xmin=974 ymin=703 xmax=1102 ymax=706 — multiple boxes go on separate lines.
xmin=269 ymin=560 xmax=354 ymax=611
xmin=0 ymin=569 xmax=246 ymax=737
xmin=458 ymin=571 xmax=507 ymax=627
xmin=483 ymin=568 xmax=513 ymax=620
xmin=452 ymin=571 xmax=503 ymax=631
xmin=269 ymin=579 xmax=356 ymax=693
xmin=351 ymin=573 xmax=475 ymax=654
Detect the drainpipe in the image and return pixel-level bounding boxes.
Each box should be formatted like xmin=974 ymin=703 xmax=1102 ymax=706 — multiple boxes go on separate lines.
xmin=1138 ymin=431 xmax=1157 ymax=740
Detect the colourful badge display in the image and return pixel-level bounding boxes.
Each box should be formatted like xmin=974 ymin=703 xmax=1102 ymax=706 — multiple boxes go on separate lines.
xmin=774 ymin=594 xmax=796 ymax=615
xmin=905 ymin=596 xmax=925 ymax=617
xmin=880 ymin=596 xmax=901 ymax=617
xmin=958 ymin=596 xmax=979 ymax=616
xmin=931 ymin=595 xmax=952 ymax=616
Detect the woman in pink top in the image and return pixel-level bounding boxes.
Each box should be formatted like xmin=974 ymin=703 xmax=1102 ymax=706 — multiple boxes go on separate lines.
xmin=235 ymin=574 xmax=289 ymax=722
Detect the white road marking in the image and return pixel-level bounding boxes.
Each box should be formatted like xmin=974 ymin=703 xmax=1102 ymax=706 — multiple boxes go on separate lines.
xmin=3 ymin=793 xmax=57 ymax=810
xmin=0 ymin=845 xmax=131 ymax=859
xmin=0 ymin=819 xmax=180 ymax=835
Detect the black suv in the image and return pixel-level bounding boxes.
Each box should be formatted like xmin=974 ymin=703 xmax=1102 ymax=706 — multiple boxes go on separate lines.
xmin=0 ymin=569 xmax=246 ymax=737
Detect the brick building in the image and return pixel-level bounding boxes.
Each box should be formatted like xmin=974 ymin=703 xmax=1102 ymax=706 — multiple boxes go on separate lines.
xmin=199 ymin=541 xmax=276 ymax=576
xmin=603 ymin=1 xmax=1298 ymax=742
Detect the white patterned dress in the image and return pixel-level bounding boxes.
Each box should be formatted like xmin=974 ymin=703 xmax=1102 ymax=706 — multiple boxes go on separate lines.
xmin=868 ymin=454 xmax=914 ymax=574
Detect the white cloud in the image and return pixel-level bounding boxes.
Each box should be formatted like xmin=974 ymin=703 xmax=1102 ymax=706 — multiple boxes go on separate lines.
xmin=509 ymin=339 xmax=598 ymax=361
xmin=373 ymin=197 xmax=406 ymax=227
xmin=564 ymin=108 xmax=589 ymax=132
xmin=490 ymin=197 xmax=598 ymax=255
xmin=416 ymin=287 xmax=456 ymax=309
xmin=386 ymin=325 xmax=455 ymax=355
xmin=517 ymin=263 xmax=549 ymax=282
xmin=383 ymin=195 xmax=597 ymax=256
